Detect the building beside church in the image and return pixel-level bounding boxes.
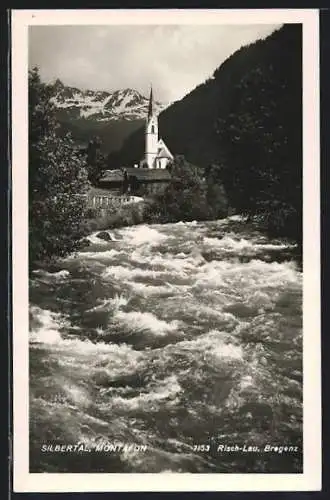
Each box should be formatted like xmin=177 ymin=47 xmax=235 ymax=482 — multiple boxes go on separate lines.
xmin=141 ymin=86 xmax=173 ymax=169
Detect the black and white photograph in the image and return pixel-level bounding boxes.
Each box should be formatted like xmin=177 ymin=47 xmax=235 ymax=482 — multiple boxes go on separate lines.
xmin=12 ymin=9 xmax=321 ymax=492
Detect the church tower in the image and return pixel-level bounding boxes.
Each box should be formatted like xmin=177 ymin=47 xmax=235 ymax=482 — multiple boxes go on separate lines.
xmin=145 ymin=86 xmax=158 ymax=168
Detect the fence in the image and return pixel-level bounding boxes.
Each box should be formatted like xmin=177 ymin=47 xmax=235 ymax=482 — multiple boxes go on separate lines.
xmin=86 ymin=193 xmax=144 ymax=209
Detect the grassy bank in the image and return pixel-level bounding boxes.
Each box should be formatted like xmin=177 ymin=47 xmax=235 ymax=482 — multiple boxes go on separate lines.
xmin=82 ymin=201 xmax=150 ymax=233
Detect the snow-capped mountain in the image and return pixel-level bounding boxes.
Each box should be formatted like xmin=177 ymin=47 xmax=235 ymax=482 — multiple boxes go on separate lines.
xmin=51 ymin=79 xmax=167 ymax=121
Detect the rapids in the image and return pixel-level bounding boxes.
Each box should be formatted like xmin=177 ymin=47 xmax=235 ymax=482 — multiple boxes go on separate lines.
xmin=29 ymin=216 xmax=302 ymax=473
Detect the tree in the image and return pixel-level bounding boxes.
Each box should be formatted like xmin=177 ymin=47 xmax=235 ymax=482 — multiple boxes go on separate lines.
xmin=29 ymin=67 xmax=89 ymax=267
xmin=151 ymin=156 xmax=211 ymax=222
xmin=205 ymin=164 xmax=229 ymax=219
xmin=216 ymin=25 xmax=302 ymax=243
xmin=86 ymin=136 xmax=106 ymax=185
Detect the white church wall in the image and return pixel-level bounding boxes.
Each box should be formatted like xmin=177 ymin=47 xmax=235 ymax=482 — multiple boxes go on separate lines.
xmin=143 ymin=87 xmax=173 ymax=170
xmin=145 ymin=114 xmax=159 ymax=169
xmin=159 ymin=158 xmax=169 ymax=169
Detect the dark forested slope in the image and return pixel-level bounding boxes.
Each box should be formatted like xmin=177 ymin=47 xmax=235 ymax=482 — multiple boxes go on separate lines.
xmin=216 ymin=24 xmax=302 ymax=242
xmin=57 ymin=116 xmax=144 ymax=154
xmin=115 ymin=24 xmax=302 ymax=243
xmin=116 ymin=25 xmax=301 ymax=170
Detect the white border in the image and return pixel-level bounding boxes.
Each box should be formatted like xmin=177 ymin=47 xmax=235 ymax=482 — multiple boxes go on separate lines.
xmin=12 ymin=8 xmax=321 ymax=492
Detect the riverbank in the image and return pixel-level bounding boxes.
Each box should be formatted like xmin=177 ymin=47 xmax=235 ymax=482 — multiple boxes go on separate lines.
xmin=82 ymin=200 xmax=148 ymax=233
xmin=81 ymin=204 xmax=302 ymax=269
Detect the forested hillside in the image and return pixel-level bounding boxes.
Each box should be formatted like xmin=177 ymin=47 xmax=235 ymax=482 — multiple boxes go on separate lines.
xmin=115 ymin=24 xmax=302 ymax=242
xmin=57 ymin=116 xmax=144 ymax=154
xmin=217 ymin=24 xmax=302 ymax=242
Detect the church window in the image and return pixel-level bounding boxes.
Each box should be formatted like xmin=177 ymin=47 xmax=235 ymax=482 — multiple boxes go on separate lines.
xmin=151 ymin=125 xmax=155 ymax=133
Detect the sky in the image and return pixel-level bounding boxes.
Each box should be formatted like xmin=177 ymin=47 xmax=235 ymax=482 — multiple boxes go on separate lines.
xmin=29 ymin=24 xmax=281 ymax=103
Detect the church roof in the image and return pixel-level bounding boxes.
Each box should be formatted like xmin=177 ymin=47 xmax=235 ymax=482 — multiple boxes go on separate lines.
xmin=157 ymin=147 xmax=172 ymax=159
xmin=157 ymin=138 xmax=173 ymax=159
xmin=99 ymin=168 xmax=171 ymax=183
xmin=99 ymin=169 xmax=124 ymax=183
xmin=125 ymin=167 xmax=171 ymax=181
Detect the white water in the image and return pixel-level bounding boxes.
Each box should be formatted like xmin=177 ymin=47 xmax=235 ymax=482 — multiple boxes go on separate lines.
xmin=29 ymin=217 xmax=302 ymax=473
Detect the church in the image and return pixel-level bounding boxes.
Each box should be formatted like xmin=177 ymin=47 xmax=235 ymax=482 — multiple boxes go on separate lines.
xmin=98 ymin=85 xmax=173 ymax=194
xmin=139 ymin=86 xmax=173 ymax=169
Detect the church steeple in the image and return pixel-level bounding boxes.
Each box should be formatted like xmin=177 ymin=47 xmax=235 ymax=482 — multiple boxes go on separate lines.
xmin=148 ymin=85 xmax=153 ymax=119
xmin=143 ymin=84 xmax=173 ymax=169
xmin=145 ymin=84 xmax=158 ymax=168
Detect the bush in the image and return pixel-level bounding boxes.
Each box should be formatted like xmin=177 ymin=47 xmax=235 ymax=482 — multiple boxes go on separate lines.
xmin=82 ymin=201 xmax=147 ymax=232
xmin=148 ymin=156 xmax=221 ymax=223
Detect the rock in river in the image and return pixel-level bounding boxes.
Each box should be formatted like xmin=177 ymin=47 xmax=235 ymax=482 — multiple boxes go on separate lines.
xmin=96 ymin=231 xmax=113 ymax=242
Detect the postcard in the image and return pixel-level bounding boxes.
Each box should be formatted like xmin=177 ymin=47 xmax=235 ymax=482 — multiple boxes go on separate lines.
xmin=12 ymin=8 xmax=321 ymax=492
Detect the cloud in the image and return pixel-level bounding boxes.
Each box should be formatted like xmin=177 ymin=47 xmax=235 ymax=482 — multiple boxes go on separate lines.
xmin=29 ymin=24 xmax=280 ymax=102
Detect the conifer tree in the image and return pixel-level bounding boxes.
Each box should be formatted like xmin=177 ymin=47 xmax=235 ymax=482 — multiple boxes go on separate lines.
xmin=86 ymin=136 xmax=106 ymax=185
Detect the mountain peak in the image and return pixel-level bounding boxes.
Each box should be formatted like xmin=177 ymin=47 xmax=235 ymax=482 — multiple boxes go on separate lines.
xmin=53 ymin=78 xmax=65 ymax=90
xmin=52 ymin=82 xmax=167 ymax=121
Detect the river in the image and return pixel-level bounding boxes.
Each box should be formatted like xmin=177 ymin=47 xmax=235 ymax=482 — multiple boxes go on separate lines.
xmin=29 ymin=216 xmax=302 ymax=473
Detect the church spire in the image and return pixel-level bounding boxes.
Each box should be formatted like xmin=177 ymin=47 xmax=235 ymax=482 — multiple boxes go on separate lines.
xmin=148 ymin=85 xmax=153 ymax=119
